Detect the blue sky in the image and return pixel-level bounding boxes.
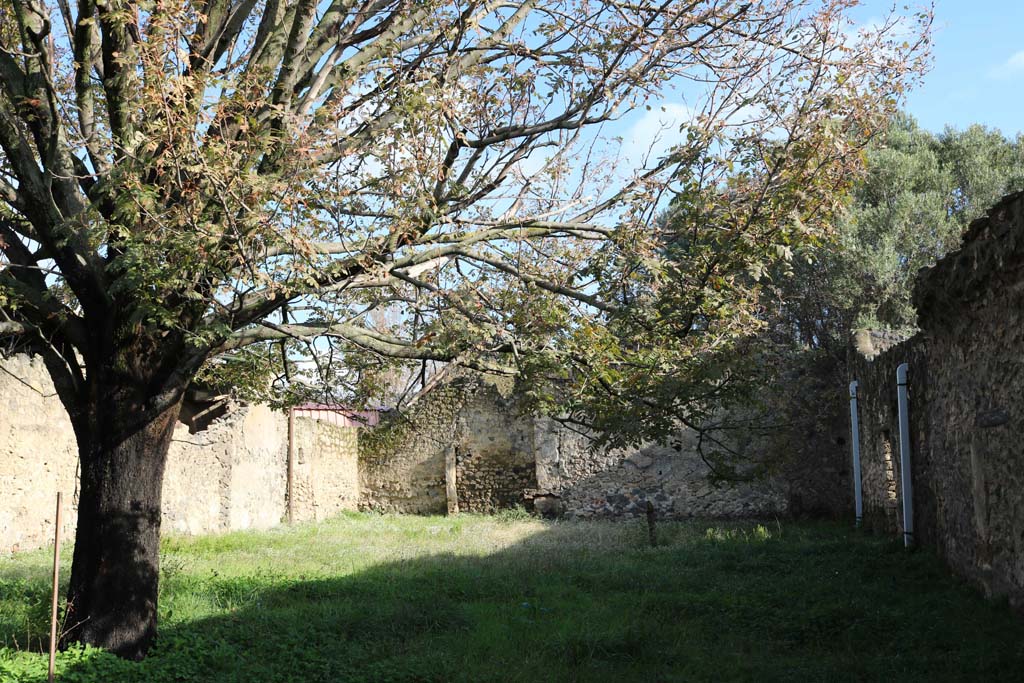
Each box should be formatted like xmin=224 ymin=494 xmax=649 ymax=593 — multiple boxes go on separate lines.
xmin=856 ymin=0 xmax=1024 ymax=136
xmin=611 ymin=1 xmax=1024 ymax=172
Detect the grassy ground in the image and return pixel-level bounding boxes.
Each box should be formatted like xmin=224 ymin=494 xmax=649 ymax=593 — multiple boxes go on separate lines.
xmin=1 ymin=513 xmax=1022 ymax=682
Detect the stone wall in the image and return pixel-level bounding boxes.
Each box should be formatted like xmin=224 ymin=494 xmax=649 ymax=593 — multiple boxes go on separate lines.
xmin=356 ymin=373 xmax=539 ymax=514
xmin=455 ymin=447 xmax=536 ymax=513
xmin=291 ymin=417 xmax=360 ymax=522
xmin=533 ymin=419 xmax=787 ymax=519
xmin=0 ymin=353 xmax=79 ymax=552
xmin=452 ymin=378 xmax=537 ymax=513
xmin=162 ymin=404 xmax=291 ymax=535
xmin=852 ymin=192 xmax=1024 ymax=609
xmin=758 ymin=354 xmax=854 ymax=519
xmin=1 ymin=354 xmax=362 ymax=553
xmin=357 ymin=380 xmax=464 ymax=514
xmin=850 ymin=342 xmax=923 ymax=536
xmin=3 ymin=348 xmax=843 ymax=556
xmin=358 ymin=369 xmax=787 ymax=519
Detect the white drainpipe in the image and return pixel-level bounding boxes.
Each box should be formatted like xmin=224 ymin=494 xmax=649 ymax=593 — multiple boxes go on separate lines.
xmin=849 ymin=381 xmax=863 ymax=527
xmin=896 ymin=363 xmax=914 ymax=547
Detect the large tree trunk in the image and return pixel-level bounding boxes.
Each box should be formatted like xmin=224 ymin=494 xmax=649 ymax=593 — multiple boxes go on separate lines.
xmin=62 ymin=384 xmax=182 ymax=660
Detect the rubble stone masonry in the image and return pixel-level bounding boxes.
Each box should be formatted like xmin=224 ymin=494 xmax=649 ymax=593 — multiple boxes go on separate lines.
xmin=852 ymin=192 xmax=1024 ymax=609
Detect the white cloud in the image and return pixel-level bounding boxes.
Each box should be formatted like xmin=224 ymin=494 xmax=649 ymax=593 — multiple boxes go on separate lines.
xmin=619 ymin=102 xmax=697 ymax=170
xmin=989 ymin=51 xmax=1024 ymax=80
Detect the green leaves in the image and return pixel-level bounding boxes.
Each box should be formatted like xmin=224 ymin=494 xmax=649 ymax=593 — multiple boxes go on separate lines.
xmin=778 ymin=113 xmax=1024 ymax=345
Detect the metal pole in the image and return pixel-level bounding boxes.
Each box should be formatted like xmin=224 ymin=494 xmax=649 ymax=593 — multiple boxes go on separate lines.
xmin=849 ymin=381 xmax=863 ymax=527
xmin=287 ymin=408 xmax=295 ymax=524
xmin=48 ymin=492 xmax=62 ymax=683
xmin=896 ymin=363 xmax=914 ymax=548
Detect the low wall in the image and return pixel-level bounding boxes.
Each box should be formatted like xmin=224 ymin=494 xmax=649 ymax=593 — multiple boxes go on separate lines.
xmin=852 ymin=192 xmax=1024 ymax=609
xmin=533 ymin=419 xmax=787 ymax=519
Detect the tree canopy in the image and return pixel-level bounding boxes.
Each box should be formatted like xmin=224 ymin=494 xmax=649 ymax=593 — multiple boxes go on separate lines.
xmin=0 ymin=0 xmax=929 ymax=657
xmin=776 ymin=114 xmax=1024 ymax=354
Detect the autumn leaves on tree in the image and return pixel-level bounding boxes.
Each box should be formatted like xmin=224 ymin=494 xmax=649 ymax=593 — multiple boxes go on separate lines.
xmin=0 ymin=0 xmax=928 ymax=658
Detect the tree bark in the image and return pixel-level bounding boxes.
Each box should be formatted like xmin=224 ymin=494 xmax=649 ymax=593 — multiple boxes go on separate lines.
xmin=62 ymin=386 xmax=182 ymax=660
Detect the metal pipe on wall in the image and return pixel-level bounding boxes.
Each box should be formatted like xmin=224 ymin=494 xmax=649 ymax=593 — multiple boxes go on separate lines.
xmin=849 ymin=381 xmax=863 ymax=527
xmin=896 ymin=363 xmax=914 ymax=547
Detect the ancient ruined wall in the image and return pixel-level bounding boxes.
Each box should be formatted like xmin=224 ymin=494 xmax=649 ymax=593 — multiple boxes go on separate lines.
xmin=358 ymin=368 xmax=790 ymax=519
xmin=356 ymin=372 xmax=540 ymax=514
xmin=357 ymin=381 xmax=464 ymax=514
xmin=292 ymin=417 xmax=359 ymax=521
xmin=1 ymin=354 xmax=362 ymax=553
xmin=356 ymin=373 xmax=542 ymax=515
xmin=162 ymin=412 xmax=237 ymax=536
xmin=853 ymin=192 xmax=1024 ymax=609
xmin=850 ymin=341 xmax=924 ymax=536
xmin=452 ymin=378 xmax=537 ymax=513
xmin=758 ymin=354 xmax=853 ymax=519
xmin=225 ymin=407 xmax=289 ymax=530
xmin=532 ymin=419 xmax=787 ymax=519
xmin=840 ymin=330 xmax=909 ymax=531
xmin=0 ymin=373 xmax=294 ymax=551
xmin=0 ymin=354 xmax=79 ymax=552
xmin=164 ymin=405 xmax=291 ymax=535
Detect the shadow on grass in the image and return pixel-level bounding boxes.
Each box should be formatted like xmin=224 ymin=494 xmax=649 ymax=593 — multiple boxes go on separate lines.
xmin=3 ymin=520 xmax=1024 ymax=682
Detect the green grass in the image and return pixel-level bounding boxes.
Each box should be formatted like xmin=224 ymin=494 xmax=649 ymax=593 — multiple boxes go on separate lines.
xmin=1 ymin=513 xmax=1022 ymax=682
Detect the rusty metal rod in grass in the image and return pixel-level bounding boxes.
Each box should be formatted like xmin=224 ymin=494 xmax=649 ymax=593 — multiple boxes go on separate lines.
xmin=646 ymin=500 xmax=657 ymax=547
xmin=48 ymin=492 xmax=62 ymax=683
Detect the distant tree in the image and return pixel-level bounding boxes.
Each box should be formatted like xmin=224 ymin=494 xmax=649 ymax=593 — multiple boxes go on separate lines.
xmin=775 ymin=114 xmax=1024 ymax=353
xmin=0 ymin=0 xmax=927 ymax=657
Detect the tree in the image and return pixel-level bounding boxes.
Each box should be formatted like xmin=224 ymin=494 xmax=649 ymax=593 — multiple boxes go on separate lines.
xmin=0 ymin=0 xmax=927 ymax=658
xmin=776 ymin=114 xmax=1024 ymax=352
